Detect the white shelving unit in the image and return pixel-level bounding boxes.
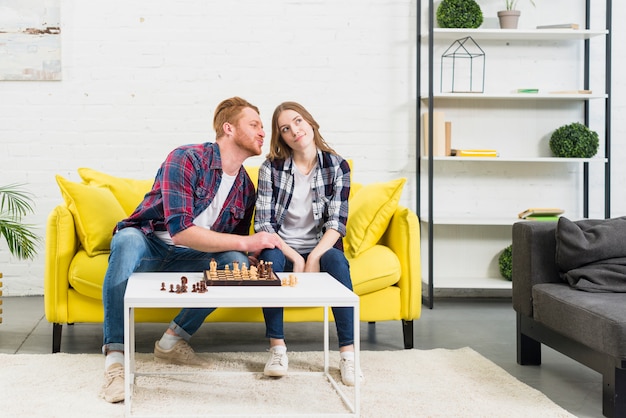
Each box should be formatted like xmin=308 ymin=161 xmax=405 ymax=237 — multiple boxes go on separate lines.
xmin=417 ymin=1 xmax=612 ymax=307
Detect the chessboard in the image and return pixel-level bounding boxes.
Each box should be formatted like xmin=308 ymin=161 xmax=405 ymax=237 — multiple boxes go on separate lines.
xmin=202 ymin=259 xmax=280 ymax=286
xmin=202 ymin=269 xmax=281 ymax=286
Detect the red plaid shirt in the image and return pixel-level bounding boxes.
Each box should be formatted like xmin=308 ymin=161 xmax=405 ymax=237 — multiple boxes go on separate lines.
xmin=116 ymin=142 xmax=255 ymax=238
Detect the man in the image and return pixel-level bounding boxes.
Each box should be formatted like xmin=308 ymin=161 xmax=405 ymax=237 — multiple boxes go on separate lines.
xmin=101 ymin=97 xmax=282 ymax=403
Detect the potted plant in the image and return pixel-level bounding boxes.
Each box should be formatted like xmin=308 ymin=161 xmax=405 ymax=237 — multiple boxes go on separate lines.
xmin=498 ymin=0 xmax=536 ymax=29
xmin=549 ymin=122 xmax=599 ymax=158
xmin=498 ymin=245 xmax=512 ymax=281
xmin=436 ymin=0 xmax=483 ymax=29
xmin=0 ymin=184 xmax=40 ymax=261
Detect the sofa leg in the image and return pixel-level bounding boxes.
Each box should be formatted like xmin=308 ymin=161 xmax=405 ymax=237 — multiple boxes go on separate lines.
xmin=602 ymin=365 xmax=626 ymax=418
xmin=402 ymin=320 xmax=414 ymax=349
xmin=516 ymin=314 xmax=541 ymax=365
xmin=52 ymin=323 xmax=62 ymax=353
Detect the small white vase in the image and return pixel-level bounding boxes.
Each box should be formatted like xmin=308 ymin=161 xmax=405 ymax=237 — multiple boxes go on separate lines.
xmin=498 ymin=10 xmax=521 ymax=29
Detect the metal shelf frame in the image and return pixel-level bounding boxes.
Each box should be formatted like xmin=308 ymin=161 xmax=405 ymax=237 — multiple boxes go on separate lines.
xmin=416 ymin=0 xmax=612 ymax=308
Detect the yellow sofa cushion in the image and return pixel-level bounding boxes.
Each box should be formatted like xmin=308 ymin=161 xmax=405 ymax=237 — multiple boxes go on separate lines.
xmin=77 ymin=167 xmax=154 ymax=215
xmin=344 ymin=177 xmax=406 ymax=258
xmin=349 ymin=244 xmax=401 ymax=295
xmin=55 ymin=175 xmax=127 ymax=257
xmin=68 ymin=250 xmax=109 ymax=299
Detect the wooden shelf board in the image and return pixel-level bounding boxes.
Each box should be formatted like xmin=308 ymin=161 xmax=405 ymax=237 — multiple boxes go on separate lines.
xmin=419 ymin=156 xmax=606 ymax=163
xmin=423 ymin=28 xmax=607 ymax=41
xmin=420 ymin=93 xmax=607 ymax=100
xmin=429 ymin=276 xmax=513 ymax=289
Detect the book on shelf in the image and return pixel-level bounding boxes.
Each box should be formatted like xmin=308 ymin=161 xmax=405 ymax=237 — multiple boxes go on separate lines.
xmin=549 ymin=90 xmax=592 ymax=94
xmin=422 ymin=112 xmax=446 ymax=157
xmin=451 ymin=149 xmax=498 ymax=158
xmin=536 ymin=23 xmax=580 ymax=29
xmin=523 ymin=215 xmax=561 ymax=222
xmin=517 ymin=88 xmax=539 ymax=94
xmin=518 ymin=208 xmax=565 ymax=219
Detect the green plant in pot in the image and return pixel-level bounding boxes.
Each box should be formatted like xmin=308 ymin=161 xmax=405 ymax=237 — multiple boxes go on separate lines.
xmin=436 ymin=0 xmax=483 ymax=29
xmin=504 ymin=0 xmax=535 ymax=10
xmin=549 ymin=122 xmax=599 ymax=158
xmin=0 ymin=184 xmax=40 ymax=260
xmin=498 ymin=245 xmax=512 ymax=281
xmin=498 ymin=0 xmax=535 ymax=29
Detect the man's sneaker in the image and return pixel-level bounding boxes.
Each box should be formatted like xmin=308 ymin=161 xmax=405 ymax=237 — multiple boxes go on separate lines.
xmin=339 ymin=358 xmax=363 ymax=386
xmin=102 ymin=363 xmax=125 ymax=403
xmin=264 ymin=346 xmax=288 ymax=377
xmin=153 ymin=340 xmax=210 ymax=367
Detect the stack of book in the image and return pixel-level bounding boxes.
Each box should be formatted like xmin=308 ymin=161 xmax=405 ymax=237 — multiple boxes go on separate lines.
xmin=518 ymin=208 xmax=564 ymax=222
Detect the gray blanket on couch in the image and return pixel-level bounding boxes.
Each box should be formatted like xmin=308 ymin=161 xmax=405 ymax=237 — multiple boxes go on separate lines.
xmin=555 ymin=216 xmax=626 ymax=292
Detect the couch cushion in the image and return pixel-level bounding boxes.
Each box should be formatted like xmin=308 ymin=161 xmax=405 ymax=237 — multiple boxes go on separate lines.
xmin=345 ymin=178 xmax=406 ymax=258
xmin=349 ymin=244 xmax=401 ymax=295
xmin=533 ymin=282 xmax=626 ymax=359
xmin=55 ymin=175 xmax=127 ymax=257
xmin=77 ymin=167 xmax=154 ymax=215
xmin=68 ymin=249 xmax=109 ymax=299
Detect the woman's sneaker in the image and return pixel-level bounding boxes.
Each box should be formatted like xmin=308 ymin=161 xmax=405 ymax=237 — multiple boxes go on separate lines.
xmin=264 ymin=346 xmax=288 ymax=377
xmin=339 ymin=358 xmax=364 ymax=386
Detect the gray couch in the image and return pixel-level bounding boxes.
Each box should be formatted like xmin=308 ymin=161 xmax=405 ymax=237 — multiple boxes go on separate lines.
xmin=512 ymin=219 xmax=626 ymax=418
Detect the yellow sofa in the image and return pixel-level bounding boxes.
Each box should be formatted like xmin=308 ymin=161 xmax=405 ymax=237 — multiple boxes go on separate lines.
xmin=45 ymin=167 xmax=421 ymax=352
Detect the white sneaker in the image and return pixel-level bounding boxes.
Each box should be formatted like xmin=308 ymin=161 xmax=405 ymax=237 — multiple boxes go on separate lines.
xmin=340 ymin=358 xmax=363 ymax=386
xmin=264 ymin=346 xmax=288 ymax=377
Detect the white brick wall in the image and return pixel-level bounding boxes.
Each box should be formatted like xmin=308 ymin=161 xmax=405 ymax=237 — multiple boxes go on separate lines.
xmin=0 ymin=0 xmax=624 ymax=295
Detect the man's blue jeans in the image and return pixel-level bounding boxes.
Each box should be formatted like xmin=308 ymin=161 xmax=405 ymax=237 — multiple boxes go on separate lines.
xmin=102 ymin=227 xmax=249 ymax=353
xmin=260 ymin=247 xmax=355 ymax=348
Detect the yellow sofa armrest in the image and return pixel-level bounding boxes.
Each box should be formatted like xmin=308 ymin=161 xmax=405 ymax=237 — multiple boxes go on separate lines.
xmin=44 ymin=205 xmax=79 ymax=323
xmin=378 ymin=205 xmax=421 ymax=321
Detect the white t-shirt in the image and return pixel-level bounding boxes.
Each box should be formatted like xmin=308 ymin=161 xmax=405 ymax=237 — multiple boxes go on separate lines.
xmin=155 ymin=173 xmax=236 ymax=246
xmin=278 ymin=164 xmax=318 ymax=253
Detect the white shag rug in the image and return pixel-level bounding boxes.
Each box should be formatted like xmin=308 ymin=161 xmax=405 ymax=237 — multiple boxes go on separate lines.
xmin=0 ymin=347 xmax=575 ymax=417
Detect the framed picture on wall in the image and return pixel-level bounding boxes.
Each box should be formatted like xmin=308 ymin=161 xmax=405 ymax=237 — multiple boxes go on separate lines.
xmin=0 ymin=0 xmax=61 ymax=81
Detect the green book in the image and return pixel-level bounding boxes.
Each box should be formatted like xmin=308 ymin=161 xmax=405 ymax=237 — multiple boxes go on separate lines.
xmin=525 ymin=215 xmax=560 ymax=222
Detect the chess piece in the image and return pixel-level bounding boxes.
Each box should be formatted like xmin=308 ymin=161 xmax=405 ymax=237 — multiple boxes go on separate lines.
xmin=169 ymin=284 xmax=175 ymax=293
xmin=160 ymin=282 xmax=166 ymax=291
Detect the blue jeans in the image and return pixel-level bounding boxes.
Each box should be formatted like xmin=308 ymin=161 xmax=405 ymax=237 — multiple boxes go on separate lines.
xmin=102 ymin=227 xmax=249 ymax=353
xmin=260 ymin=247 xmax=354 ymax=348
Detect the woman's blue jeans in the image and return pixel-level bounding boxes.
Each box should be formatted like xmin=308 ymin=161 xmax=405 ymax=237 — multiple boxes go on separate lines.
xmin=102 ymin=227 xmax=249 ymax=353
xmin=260 ymin=247 xmax=354 ymax=348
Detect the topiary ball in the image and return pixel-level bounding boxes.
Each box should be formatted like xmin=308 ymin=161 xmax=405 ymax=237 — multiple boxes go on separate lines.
xmin=549 ymin=122 xmax=599 ymax=158
xmin=499 ymin=245 xmax=512 ymax=281
xmin=436 ymin=0 xmax=483 ymax=29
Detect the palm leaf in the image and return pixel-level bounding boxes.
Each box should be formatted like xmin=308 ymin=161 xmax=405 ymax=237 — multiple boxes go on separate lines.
xmin=0 ymin=184 xmax=41 ymax=260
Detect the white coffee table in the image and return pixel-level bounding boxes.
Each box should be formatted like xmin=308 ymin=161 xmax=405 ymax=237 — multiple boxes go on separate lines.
xmin=123 ymin=271 xmax=360 ymax=417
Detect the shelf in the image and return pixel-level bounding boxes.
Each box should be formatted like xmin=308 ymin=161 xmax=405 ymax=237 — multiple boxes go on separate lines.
xmin=420 ymin=93 xmax=607 ymax=100
xmin=420 ymin=217 xmax=554 ymax=226
xmin=423 ymin=28 xmax=608 ymax=41
xmin=431 ymin=276 xmax=512 ymax=290
xmin=420 ymin=156 xmax=606 ymax=163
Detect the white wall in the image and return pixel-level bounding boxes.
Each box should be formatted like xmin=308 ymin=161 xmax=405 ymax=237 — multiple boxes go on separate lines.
xmin=0 ymin=0 xmax=624 ymax=295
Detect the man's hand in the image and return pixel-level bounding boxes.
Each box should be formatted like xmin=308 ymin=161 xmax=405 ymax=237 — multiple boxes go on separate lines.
xmin=246 ymin=231 xmax=282 ymax=254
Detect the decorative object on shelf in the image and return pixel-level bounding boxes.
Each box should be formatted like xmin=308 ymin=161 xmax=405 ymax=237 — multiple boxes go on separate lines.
xmin=436 ymin=0 xmax=483 ymax=29
xmin=536 ymin=23 xmax=580 ymax=29
xmin=498 ymin=0 xmax=536 ymax=29
xmin=0 ymin=184 xmax=40 ymax=261
xmin=549 ymin=122 xmax=599 ymax=158
xmin=518 ymin=208 xmax=564 ymax=219
xmin=422 ymin=112 xmax=447 ymax=156
xmin=451 ymin=149 xmax=497 ymax=157
xmin=498 ymin=245 xmax=512 ymax=281
xmin=440 ymin=36 xmax=485 ymax=93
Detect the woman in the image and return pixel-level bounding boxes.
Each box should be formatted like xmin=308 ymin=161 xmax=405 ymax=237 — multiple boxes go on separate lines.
xmin=254 ymin=101 xmax=358 ymax=386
